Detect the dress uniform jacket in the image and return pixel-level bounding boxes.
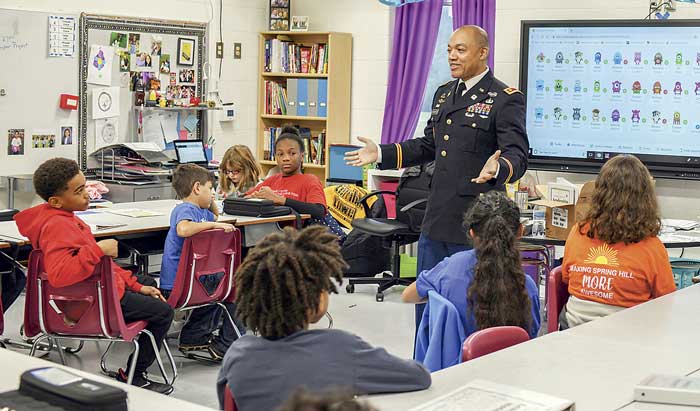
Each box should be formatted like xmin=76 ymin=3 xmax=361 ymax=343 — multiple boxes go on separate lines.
xmin=378 ymin=70 xmax=529 ymax=244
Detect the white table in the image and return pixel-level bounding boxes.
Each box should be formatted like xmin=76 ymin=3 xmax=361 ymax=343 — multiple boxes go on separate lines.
xmin=0 ymin=199 xmax=306 ymax=248
xmin=0 ymin=348 xmax=212 ymax=410
xmin=369 ymin=285 xmax=700 ymax=411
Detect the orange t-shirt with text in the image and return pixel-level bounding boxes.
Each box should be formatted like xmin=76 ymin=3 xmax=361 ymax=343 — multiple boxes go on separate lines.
xmin=562 ymin=224 xmax=676 ymax=308
xmin=246 ymin=173 xmax=327 ymax=206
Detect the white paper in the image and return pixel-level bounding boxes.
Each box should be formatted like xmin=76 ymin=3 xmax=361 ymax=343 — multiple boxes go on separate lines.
xmin=95 ymin=118 xmax=119 ymax=149
xmin=124 ymin=142 xmax=163 ymax=152
xmin=142 ymin=112 xmax=165 ymax=149
xmin=160 ymin=112 xmax=179 ymax=143
xmin=183 ymin=115 xmax=199 ymax=132
xmin=87 ymin=45 xmax=114 ymax=85
xmin=91 ymin=87 xmax=120 ymax=119
xmin=48 ymin=15 xmax=76 ymax=57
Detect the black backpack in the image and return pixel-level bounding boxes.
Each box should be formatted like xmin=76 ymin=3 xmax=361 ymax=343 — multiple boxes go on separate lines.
xmin=395 ymin=162 xmax=433 ymax=233
xmin=341 ymin=196 xmax=391 ymax=277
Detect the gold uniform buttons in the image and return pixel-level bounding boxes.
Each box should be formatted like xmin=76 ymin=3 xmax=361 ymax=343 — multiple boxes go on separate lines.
xmin=446 ymin=119 xmax=452 ymax=125
xmin=443 ymin=134 xmax=449 ymax=141
xmin=471 ymin=123 xmax=477 ymax=128
xmin=441 ymin=150 xmax=447 ymax=157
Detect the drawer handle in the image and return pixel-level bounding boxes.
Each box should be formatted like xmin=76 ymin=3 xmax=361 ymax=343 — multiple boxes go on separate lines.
xmin=147 ymin=195 xmax=160 ymax=200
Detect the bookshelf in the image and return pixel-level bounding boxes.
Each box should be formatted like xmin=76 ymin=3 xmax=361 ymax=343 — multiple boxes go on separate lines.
xmin=257 ymin=31 xmax=352 ymax=183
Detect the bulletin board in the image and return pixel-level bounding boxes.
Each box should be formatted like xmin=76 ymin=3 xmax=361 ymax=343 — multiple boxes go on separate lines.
xmin=78 ymin=14 xmax=207 ymax=170
xmin=0 ymin=8 xmax=80 ymax=175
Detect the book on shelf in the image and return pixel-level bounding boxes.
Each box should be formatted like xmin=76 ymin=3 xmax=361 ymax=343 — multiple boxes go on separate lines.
xmin=264 ymin=38 xmax=329 ymax=74
xmin=264 ymin=81 xmax=289 ymax=115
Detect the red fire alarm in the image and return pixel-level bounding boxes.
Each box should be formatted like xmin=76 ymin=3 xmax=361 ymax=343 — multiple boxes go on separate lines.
xmin=59 ymin=94 xmax=79 ymax=110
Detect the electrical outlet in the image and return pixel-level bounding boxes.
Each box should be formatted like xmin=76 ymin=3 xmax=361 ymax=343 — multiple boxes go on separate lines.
xmin=216 ymin=42 xmax=224 ymax=59
xmin=233 ymin=43 xmax=242 ymax=59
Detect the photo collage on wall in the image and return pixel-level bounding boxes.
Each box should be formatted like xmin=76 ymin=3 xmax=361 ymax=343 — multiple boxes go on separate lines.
xmin=269 ymin=0 xmax=290 ymax=31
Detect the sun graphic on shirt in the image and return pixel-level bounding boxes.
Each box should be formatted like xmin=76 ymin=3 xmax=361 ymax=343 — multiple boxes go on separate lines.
xmin=584 ymin=243 xmax=619 ymax=266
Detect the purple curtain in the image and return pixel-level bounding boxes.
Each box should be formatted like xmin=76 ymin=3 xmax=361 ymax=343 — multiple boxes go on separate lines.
xmin=452 ymin=0 xmax=496 ymax=70
xmin=380 ymin=0 xmax=443 ymax=144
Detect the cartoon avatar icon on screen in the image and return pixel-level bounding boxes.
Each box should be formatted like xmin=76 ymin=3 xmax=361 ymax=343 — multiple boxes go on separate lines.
xmin=695 ymin=82 xmax=700 ymax=95
xmin=572 ymin=108 xmax=581 ymax=121
xmin=573 ymin=80 xmax=582 ymax=93
xmin=634 ymin=52 xmax=641 ymax=65
xmin=592 ymin=108 xmax=600 ymax=122
xmin=654 ymin=52 xmax=663 ymax=65
xmin=575 ymin=51 xmax=583 ymax=64
xmin=536 ymin=52 xmax=545 ymax=63
xmin=611 ymin=109 xmax=621 ymax=122
xmin=613 ymin=52 xmax=623 ymax=65
xmin=554 ymin=79 xmax=563 ymax=92
xmin=612 ymin=81 xmax=622 ymax=93
xmin=594 ymin=52 xmax=602 ymax=64
xmin=632 ymin=81 xmax=641 ymax=94
xmin=535 ymin=107 xmax=544 ymax=121
xmin=674 ymin=112 xmax=681 ymax=125
xmin=593 ymin=80 xmax=601 ymax=93
xmin=676 ymin=52 xmax=683 ymax=65
xmin=536 ymin=79 xmax=544 ymax=92
xmin=652 ymin=110 xmax=661 ymax=124
xmin=555 ymin=52 xmax=564 ymax=64
xmin=652 ymin=81 xmax=662 ymax=94
xmin=631 ymin=110 xmax=640 ymax=123
xmin=674 ymin=81 xmax=683 ymax=95
xmin=553 ymin=107 xmax=562 ymax=120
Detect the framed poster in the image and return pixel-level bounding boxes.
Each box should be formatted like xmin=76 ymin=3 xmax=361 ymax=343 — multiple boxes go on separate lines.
xmin=177 ymin=37 xmax=195 ymax=66
xmin=269 ymin=0 xmax=290 ymax=31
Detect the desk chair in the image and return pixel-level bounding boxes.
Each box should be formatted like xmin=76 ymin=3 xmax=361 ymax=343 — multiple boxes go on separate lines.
xmin=24 ymin=251 xmax=176 ymax=385
xmin=224 ymin=383 xmax=237 ymax=411
xmin=461 ymin=326 xmax=530 ymax=362
xmin=166 ymin=228 xmax=244 ymax=350
xmin=546 ymin=266 xmax=569 ymax=333
xmin=345 ymin=190 xmax=425 ymax=302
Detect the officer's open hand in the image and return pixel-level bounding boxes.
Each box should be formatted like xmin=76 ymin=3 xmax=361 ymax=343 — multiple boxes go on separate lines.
xmin=344 ymin=136 xmax=378 ymax=166
xmin=471 ymin=150 xmax=501 ymax=184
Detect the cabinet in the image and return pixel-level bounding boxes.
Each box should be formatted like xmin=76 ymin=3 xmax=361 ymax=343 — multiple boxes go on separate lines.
xmin=103 ymin=181 xmax=175 ymax=203
xmin=258 ymin=31 xmax=352 ymax=183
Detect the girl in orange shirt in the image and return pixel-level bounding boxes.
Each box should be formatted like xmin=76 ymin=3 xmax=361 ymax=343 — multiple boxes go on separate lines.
xmin=561 ymin=155 xmax=676 ymax=328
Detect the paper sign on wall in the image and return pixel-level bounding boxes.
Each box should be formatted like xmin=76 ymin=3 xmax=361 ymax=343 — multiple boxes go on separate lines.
xmin=95 ymin=118 xmax=118 ymax=149
xmin=91 ymin=87 xmax=120 ymax=119
xmin=87 ymin=44 xmax=114 ymax=85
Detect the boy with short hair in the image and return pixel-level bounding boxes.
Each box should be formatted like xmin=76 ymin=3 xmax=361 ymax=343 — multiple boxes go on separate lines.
xmin=160 ymin=164 xmax=238 ymax=360
xmin=15 ymin=158 xmax=174 ymax=394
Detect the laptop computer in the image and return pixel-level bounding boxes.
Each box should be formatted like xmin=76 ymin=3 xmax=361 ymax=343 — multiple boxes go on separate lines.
xmin=173 ymin=140 xmax=208 ymax=166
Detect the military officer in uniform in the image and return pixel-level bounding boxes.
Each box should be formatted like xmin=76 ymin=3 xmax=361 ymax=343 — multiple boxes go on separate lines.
xmin=346 ymin=25 xmax=529 ymax=327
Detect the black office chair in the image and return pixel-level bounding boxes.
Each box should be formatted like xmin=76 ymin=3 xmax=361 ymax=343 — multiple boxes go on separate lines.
xmin=345 ymin=176 xmax=428 ymax=302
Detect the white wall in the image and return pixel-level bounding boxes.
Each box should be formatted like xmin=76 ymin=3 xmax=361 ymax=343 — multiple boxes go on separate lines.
xmin=493 ymin=0 xmax=700 ymax=231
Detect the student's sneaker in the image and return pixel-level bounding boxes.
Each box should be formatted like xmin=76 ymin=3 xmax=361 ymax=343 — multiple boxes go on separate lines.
xmin=208 ymin=343 xmax=226 ymax=361
xmin=117 ymin=368 xmax=174 ymax=395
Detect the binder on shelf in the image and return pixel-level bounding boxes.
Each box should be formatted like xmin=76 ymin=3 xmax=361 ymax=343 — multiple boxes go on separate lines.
xmin=297 ymin=79 xmax=308 ymax=116
xmin=287 ymin=79 xmax=298 ymax=116
xmin=318 ymin=79 xmax=328 ymax=118
xmin=307 ymin=79 xmax=318 ymax=117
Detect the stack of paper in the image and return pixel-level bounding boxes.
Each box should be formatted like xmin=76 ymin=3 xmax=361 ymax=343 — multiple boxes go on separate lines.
xmin=662 ymin=219 xmax=700 ymax=231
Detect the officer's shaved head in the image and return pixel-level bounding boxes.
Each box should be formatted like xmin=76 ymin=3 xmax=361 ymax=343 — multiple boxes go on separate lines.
xmin=454 ymin=25 xmax=489 ymax=49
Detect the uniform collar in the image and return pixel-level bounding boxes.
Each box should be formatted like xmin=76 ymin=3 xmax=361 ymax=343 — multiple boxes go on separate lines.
xmin=458 ymin=68 xmax=490 ymax=94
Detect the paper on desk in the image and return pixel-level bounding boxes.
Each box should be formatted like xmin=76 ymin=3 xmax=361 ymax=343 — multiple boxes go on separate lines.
xmin=106 ymin=208 xmax=164 ymax=218
xmin=409 ymin=379 xmax=574 ymax=411
xmin=160 ymin=112 xmax=179 ymax=143
xmin=142 ymin=112 xmax=165 ymax=150
xmin=662 ymin=219 xmax=700 ymax=231
xmin=88 ymin=223 xmax=127 ymax=232
xmin=183 ymin=114 xmax=198 ymax=132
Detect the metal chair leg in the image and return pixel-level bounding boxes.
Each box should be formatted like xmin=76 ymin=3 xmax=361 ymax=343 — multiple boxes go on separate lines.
xmin=127 ymin=340 xmax=140 ymax=385
xmin=325 ymin=312 xmax=333 ymax=329
xmin=100 ymin=341 xmax=115 ymax=375
xmin=29 ymin=334 xmax=50 ymax=357
xmin=65 ymin=340 xmax=84 ymax=354
xmin=51 ymin=337 xmax=67 ymax=365
xmin=162 ymin=339 xmax=178 ymax=384
xmin=141 ymin=329 xmax=176 ymax=385
xmin=217 ymin=303 xmax=242 ymax=339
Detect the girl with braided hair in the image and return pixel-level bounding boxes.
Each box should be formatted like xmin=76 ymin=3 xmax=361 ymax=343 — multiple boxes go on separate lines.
xmin=402 ymin=191 xmax=540 ymax=340
xmin=216 ymin=226 xmax=431 ymax=411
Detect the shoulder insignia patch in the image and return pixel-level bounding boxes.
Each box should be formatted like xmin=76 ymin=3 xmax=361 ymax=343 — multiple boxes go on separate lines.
xmin=504 ymin=87 xmax=522 ymax=95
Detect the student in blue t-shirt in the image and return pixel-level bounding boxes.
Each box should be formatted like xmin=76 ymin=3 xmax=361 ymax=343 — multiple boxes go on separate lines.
xmin=160 ymin=164 xmax=241 ymax=361
xmin=402 ymin=191 xmax=540 ymax=339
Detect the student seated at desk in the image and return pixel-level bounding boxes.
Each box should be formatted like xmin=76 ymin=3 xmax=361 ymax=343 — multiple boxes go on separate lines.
xmin=402 ymin=191 xmax=540 ymax=339
xmin=218 ymin=145 xmax=261 ymax=198
xmin=160 ymin=164 xmax=241 ymax=360
xmin=14 ymin=158 xmax=174 ymax=394
xmin=217 ymin=226 xmax=431 ymax=411
xmin=279 ymin=389 xmax=376 ymax=411
xmin=561 ymin=155 xmax=676 ymax=328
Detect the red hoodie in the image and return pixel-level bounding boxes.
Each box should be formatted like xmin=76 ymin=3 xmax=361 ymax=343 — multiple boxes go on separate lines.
xmin=15 ymin=203 xmax=142 ymax=299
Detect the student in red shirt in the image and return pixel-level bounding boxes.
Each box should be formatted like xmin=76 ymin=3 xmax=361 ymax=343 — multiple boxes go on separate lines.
xmin=561 ymin=155 xmax=676 ymax=328
xmin=246 ymin=126 xmax=326 ymax=219
xmin=15 ymin=158 xmax=174 ymax=394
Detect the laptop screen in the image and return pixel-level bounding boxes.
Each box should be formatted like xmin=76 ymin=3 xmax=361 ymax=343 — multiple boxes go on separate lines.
xmin=174 ymin=140 xmax=207 ymax=164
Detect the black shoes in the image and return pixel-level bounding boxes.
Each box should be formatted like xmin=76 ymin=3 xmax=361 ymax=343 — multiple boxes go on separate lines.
xmin=117 ymin=368 xmax=174 ymax=395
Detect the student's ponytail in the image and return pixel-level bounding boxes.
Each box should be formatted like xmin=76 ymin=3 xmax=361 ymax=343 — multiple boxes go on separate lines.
xmin=465 ymin=191 xmax=531 ymax=332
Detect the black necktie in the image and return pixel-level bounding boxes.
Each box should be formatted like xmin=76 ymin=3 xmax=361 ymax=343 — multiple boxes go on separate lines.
xmin=457 ymin=82 xmax=466 ymax=97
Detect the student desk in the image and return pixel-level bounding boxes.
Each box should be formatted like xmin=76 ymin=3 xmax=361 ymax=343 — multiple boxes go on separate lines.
xmin=0 ymin=347 xmax=213 ymax=410
xmin=521 ymin=229 xmax=700 ymax=249
xmin=368 ymin=285 xmax=700 ymax=411
xmin=0 ymin=199 xmax=307 ymax=249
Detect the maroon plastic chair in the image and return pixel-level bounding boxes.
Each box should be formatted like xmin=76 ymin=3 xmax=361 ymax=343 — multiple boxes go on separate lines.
xmin=23 ymin=250 xmax=176 ymax=385
xmin=166 ymin=228 xmax=243 ymax=338
xmin=462 ymin=326 xmax=530 ymax=362
xmin=547 ymin=266 xmax=570 ymax=333
xmin=224 ymin=383 xmax=237 ymax=411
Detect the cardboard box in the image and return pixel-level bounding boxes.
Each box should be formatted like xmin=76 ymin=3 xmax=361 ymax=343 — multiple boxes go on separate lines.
xmin=530 ymin=181 xmax=595 ymax=240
